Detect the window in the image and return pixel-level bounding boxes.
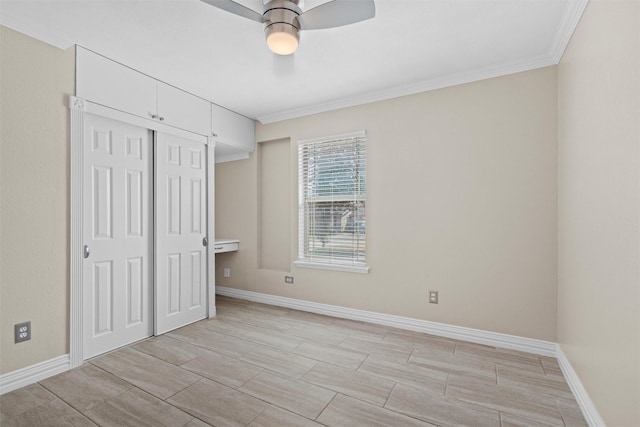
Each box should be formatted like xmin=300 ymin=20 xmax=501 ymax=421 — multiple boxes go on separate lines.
xmin=295 ymin=131 xmax=369 ymax=273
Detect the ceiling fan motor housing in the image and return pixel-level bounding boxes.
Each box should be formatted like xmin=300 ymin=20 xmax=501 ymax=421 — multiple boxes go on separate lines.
xmin=264 ymin=0 xmax=302 ymax=54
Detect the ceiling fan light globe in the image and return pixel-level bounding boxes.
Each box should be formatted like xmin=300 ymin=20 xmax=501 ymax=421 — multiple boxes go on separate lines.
xmin=265 ymin=23 xmax=299 ymax=55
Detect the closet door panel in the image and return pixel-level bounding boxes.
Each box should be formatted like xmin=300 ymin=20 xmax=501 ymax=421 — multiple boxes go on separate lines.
xmin=155 ymin=132 xmax=208 ymax=334
xmin=82 ymin=114 xmax=153 ymax=359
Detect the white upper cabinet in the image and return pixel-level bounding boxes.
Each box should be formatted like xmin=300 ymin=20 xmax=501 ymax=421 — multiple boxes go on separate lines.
xmin=77 ymin=48 xmax=157 ymax=121
xmin=157 ymin=82 xmax=210 ymax=136
xmin=211 ymin=103 xmax=255 ymax=162
xmin=76 ymin=47 xmax=210 ymax=136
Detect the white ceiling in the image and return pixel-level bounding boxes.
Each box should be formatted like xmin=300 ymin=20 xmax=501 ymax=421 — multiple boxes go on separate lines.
xmin=0 ymin=0 xmax=587 ymax=123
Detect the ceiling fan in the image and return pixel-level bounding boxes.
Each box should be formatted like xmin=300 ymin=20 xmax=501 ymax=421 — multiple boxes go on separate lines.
xmin=201 ymin=0 xmax=376 ymax=55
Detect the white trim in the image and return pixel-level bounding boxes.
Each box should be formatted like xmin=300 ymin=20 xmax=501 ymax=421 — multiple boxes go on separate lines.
xmin=69 ymin=96 xmax=212 ymax=366
xmin=215 ymin=286 xmax=556 ymax=357
xmin=0 ymin=355 xmax=70 ymax=395
xmin=294 ymin=260 xmax=370 ymax=274
xmin=297 ymin=133 xmax=368 ymax=270
xmin=549 ymin=0 xmax=589 ymax=63
xmin=556 ymin=346 xmax=606 ymax=427
xmin=297 ymin=130 xmax=366 ymax=146
xmin=0 ymin=322 xmax=595 ymax=427
xmin=258 ymin=0 xmax=589 ymax=125
xmin=207 ymin=138 xmax=217 ymax=318
xmin=69 ymin=96 xmax=84 ymax=368
xmin=257 ymin=56 xmax=554 ymax=124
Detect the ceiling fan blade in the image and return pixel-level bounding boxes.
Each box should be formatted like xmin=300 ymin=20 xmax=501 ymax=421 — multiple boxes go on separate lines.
xmin=200 ymin=0 xmax=264 ymax=23
xmin=299 ymin=0 xmax=375 ymax=30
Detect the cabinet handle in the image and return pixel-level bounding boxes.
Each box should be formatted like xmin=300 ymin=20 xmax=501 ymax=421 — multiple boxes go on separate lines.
xmin=150 ymin=113 xmax=158 ymax=119
xmin=159 ymin=116 xmax=165 ymax=121
xmin=214 ymin=246 xmax=224 ymax=250
xmin=212 ymin=132 xmax=218 ymax=137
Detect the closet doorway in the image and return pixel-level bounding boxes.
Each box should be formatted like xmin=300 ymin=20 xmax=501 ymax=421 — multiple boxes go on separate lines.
xmin=80 ymin=112 xmax=210 ymax=360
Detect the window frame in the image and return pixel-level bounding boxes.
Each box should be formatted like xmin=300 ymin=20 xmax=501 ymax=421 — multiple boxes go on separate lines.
xmin=295 ymin=131 xmax=370 ymax=274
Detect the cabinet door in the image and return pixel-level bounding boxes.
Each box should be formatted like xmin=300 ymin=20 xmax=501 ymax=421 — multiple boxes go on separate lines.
xmin=211 ymin=103 xmax=255 ymax=152
xmin=157 ymin=82 xmax=211 ymax=136
xmin=76 ymin=48 xmax=157 ymax=121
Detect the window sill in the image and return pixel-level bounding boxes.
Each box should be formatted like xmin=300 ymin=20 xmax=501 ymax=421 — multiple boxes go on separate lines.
xmin=294 ymin=260 xmax=370 ymax=274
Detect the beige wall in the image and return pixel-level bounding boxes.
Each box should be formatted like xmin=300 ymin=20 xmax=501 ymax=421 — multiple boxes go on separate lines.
xmin=0 ymin=5 xmax=636 ymax=424
xmin=216 ymin=66 xmax=559 ymax=342
xmin=2 ymin=8 xmax=636 ymax=423
xmin=0 ymin=27 xmax=75 ymax=374
xmin=557 ymin=1 xmax=640 ymax=425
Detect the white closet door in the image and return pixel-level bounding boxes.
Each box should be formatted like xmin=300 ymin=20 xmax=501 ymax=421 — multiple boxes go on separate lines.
xmin=155 ymin=132 xmax=208 ymax=334
xmin=83 ymin=114 xmax=153 ymax=359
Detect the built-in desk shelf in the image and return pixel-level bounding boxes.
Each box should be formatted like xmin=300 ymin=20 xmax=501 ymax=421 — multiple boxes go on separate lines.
xmin=214 ymin=239 xmax=239 ymax=254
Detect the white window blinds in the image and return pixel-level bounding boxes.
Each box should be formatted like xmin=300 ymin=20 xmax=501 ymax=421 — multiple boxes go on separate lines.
xmin=297 ymin=131 xmax=367 ymax=271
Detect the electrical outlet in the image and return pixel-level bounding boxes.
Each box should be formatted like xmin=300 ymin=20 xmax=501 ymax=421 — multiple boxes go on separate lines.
xmin=15 ymin=321 xmax=31 ymax=343
xmin=285 ymin=276 xmax=294 ymax=284
xmin=429 ymin=291 xmax=439 ymax=304
xmin=223 ymin=267 xmax=231 ymax=278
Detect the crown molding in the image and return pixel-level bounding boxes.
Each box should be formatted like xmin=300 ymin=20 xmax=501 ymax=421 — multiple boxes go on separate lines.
xmin=257 ymin=0 xmax=588 ymax=125
xmin=257 ymin=54 xmax=557 ymax=124
xmin=549 ymin=0 xmax=589 ymax=63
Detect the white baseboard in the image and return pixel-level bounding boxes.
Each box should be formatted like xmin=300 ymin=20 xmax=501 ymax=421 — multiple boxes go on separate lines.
xmin=556 ymin=346 xmax=606 ymax=427
xmin=0 ymin=354 xmax=70 ymax=395
xmin=0 ymin=294 xmax=599 ymax=427
xmin=218 ymin=287 xmax=609 ymax=424
xmin=215 ymin=286 xmax=557 ymax=357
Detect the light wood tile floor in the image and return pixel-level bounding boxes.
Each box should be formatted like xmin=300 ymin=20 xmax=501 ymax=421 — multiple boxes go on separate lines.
xmin=1 ymin=296 xmax=588 ymax=426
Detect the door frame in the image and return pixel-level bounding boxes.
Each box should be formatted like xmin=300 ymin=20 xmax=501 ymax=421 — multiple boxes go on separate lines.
xmin=69 ymin=96 xmax=216 ymax=368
